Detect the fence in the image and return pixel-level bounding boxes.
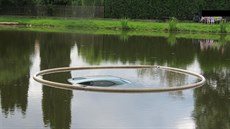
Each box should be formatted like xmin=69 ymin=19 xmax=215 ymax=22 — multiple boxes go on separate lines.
xmin=0 ymin=6 xmax=104 ymax=18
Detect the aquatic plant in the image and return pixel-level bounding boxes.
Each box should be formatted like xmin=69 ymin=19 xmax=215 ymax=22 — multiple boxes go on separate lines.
xmin=120 ymin=18 xmax=130 ymax=30
xmin=220 ymin=19 xmax=227 ymax=33
xmin=168 ymin=17 xmax=177 ymax=32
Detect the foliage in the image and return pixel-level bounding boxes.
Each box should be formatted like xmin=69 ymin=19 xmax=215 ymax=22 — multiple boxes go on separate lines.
xmin=1 ymin=0 xmax=230 ymax=20
xmin=104 ymin=0 xmax=230 ymax=20
xmin=0 ymin=0 xmax=104 ymax=6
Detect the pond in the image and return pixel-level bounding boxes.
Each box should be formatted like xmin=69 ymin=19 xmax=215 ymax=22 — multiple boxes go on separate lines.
xmin=0 ymin=30 xmax=230 ymax=129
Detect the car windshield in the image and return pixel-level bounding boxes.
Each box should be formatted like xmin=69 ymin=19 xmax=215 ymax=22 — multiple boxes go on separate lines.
xmin=68 ymin=76 xmax=131 ymax=87
xmin=79 ymin=80 xmax=115 ymax=86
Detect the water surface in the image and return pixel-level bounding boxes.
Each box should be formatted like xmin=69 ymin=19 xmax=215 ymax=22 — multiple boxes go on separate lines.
xmin=0 ymin=30 xmax=230 ymax=129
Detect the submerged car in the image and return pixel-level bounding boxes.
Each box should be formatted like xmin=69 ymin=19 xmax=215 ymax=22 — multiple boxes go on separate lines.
xmin=68 ymin=76 xmax=131 ymax=87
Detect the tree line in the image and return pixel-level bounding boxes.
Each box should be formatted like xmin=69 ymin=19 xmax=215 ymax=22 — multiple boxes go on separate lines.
xmin=1 ymin=0 xmax=230 ymax=20
xmin=0 ymin=0 xmax=104 ymax=6
xmin=104 ymin=0 xmax=230 ymax=20
xmin=0 ymin=0 xmax=104 ymax=17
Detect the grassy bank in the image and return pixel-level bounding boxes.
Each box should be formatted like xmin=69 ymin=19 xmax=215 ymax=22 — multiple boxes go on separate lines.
xmin=1 ymin=23 xmax=230 ymax=43
xmin=1 ymin=17 xmax=230 ymax=44
xmin=0 ymin=17 xmax=230 ymax=33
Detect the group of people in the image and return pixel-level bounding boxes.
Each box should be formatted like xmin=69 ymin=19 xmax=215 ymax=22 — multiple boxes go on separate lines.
xmin=200 ymin=16 xmax=223 ymax=24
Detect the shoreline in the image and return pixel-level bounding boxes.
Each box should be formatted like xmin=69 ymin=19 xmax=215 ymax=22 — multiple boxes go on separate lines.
xmin=0 ymin=17 xmax=230 ymax=42
xmin=1 ymin=25 xmax=230 ymax=43
xmin=0 ymin=17 xmax=229 ymax=33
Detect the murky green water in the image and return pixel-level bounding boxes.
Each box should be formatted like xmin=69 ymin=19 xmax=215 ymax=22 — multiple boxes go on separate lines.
xmin=0 ymin=30 xmax=230 ymax=129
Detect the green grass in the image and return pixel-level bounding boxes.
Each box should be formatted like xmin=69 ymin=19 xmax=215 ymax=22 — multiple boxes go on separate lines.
xmin=1 ymin=16 xmax=230 ymax=43
xmin=1 ymin=16 xmax=230 ymax=33
xmin=177 ymin=23 xmax=220 ymax=33
xmin=1 ymin=24 xmax=230 ymax=43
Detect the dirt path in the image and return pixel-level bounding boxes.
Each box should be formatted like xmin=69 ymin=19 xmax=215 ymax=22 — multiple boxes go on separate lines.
xmin=0 ymin=22 xmax=19 ymax=25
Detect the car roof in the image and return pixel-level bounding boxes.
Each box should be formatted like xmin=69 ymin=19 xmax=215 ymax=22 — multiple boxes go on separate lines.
xmin=68 ymin=75 xmax=130 ymax=85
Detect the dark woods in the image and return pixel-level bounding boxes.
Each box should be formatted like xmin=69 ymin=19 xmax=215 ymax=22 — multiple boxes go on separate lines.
xmin=104 ymin=0 xmax=230 ymax=20
xmin=0 ymin=0 xmax=104 ymax=17
xmin=0 ymin=0 xmax=104 ymax=6
xmin=0 ymin=0 xmax=230 ymax=20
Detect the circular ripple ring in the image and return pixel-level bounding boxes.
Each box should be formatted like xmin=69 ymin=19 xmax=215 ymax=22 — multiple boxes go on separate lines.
xmin=33 ymin=65 xmax=206 ymax=93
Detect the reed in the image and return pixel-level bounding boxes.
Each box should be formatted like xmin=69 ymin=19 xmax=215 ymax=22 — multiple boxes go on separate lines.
xmin=220 ymin=19 xmax=227 ymax=33
xmin=168 ymin=17 xmax=177 ymax=32
xmin=120 ymin=18 xmax=130 ymax=30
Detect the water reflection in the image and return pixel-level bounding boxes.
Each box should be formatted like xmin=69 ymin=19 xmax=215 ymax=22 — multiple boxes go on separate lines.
xmin=198 ymin=39 xmax=225 ymax=52
xmin=0 ymin=30 xmax=230 ymax=129
xmin=71 ymin=91 xmax=195 ymax=129
xmin=193 ymin=69 xmax=230 ymax=129
xmin=39 ymin=32 xmax=74 ymax=129
xmin=0 ymin=31 xmax=34 ymax=116
xmin=76 ymin=35 xmax=197 ymax=67
xmin=192 ymin=36 xmax=230 ymax=129
xmin=136 ymin=68 xmax=189 ymax=88
xmin=167 ymin=33 xmax=177 ymax=45
xmin=196 ymin=34 xmax=227 ymax=53
xmin=196 ymin=41 xmax=230 ymax=71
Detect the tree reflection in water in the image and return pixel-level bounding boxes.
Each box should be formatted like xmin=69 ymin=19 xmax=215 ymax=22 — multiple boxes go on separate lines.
xmin=39 ymin=32 xmax=74 ymax=129
xmin=0 ymin=31 xmax=34 ymax=117
xmin=193 ymin=69 xmax=230 ymax=129
xmin=194 ymin=39 xmax=230 ymax=129
xmin=1 ymin=30 xmax=230 ymax=128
